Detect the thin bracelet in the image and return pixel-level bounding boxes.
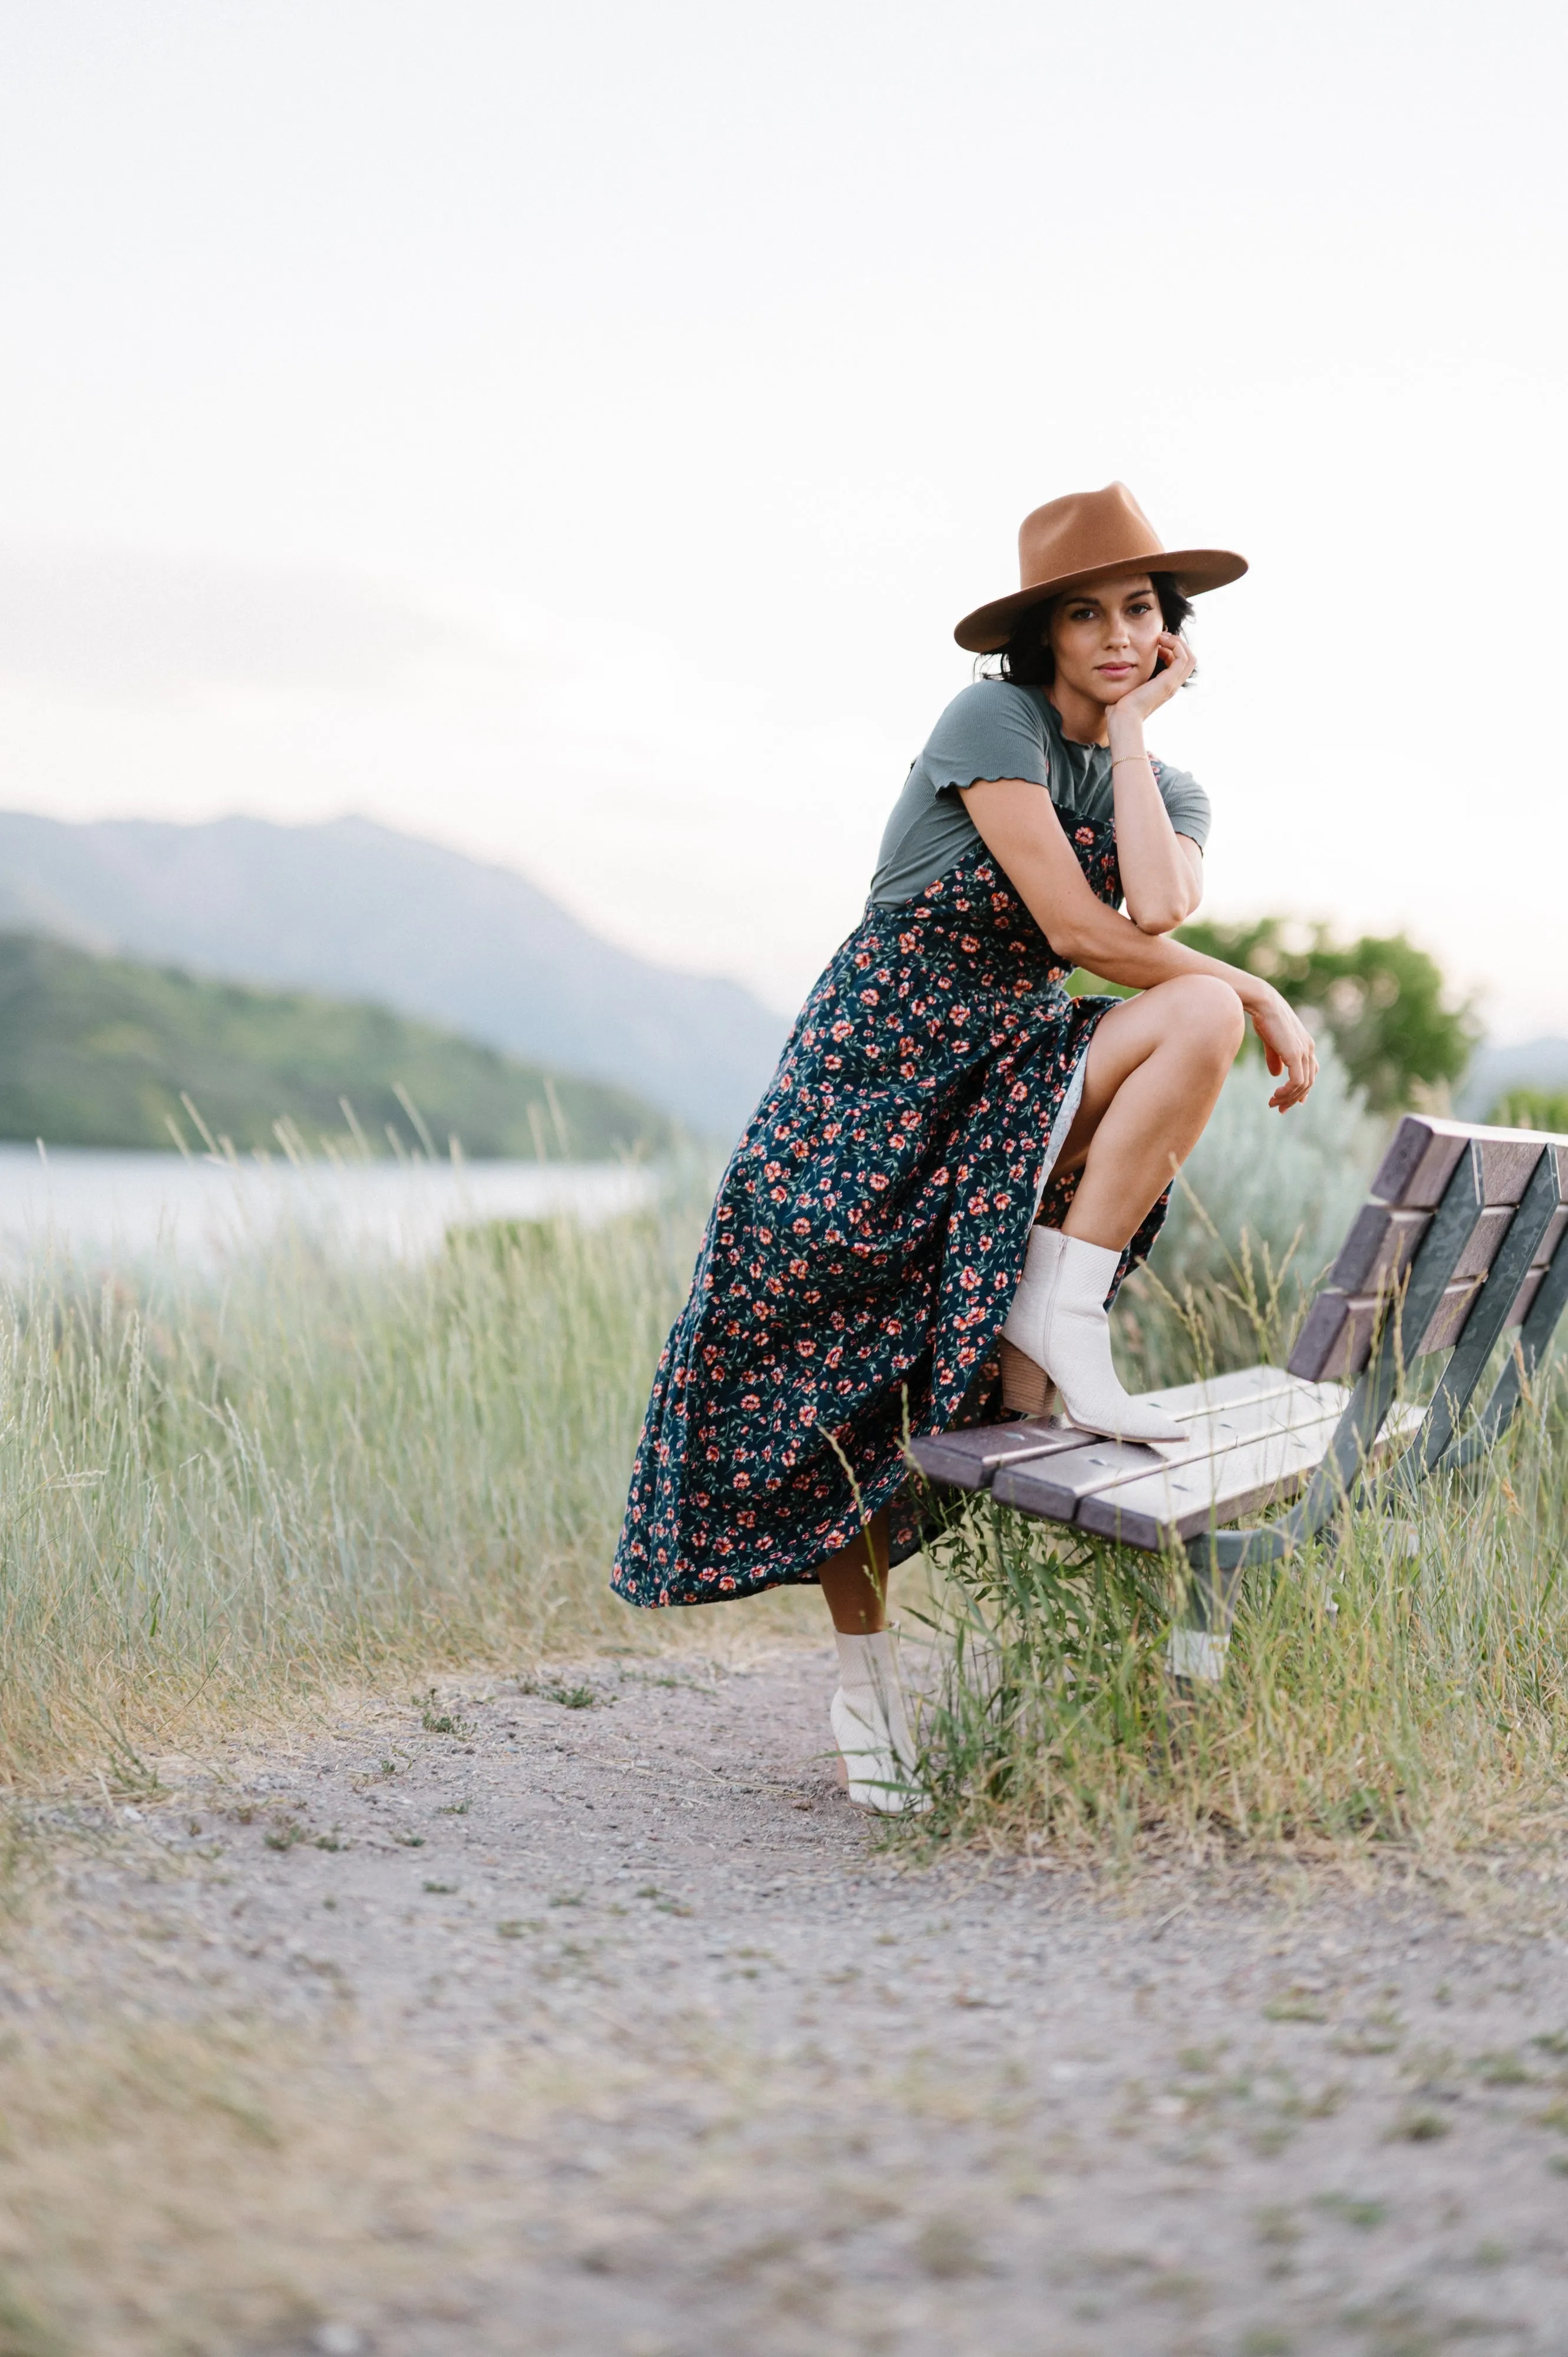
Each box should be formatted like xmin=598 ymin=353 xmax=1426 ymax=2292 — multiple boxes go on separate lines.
xmin=1111 ymin=753 xmax=1150 ymax=770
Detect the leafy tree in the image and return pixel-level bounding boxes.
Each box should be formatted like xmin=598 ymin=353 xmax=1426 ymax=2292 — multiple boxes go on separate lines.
xmin=1174 ymin=919 xmax=1478 ymax=1113
xmin=1070 ymin=918 xmax=1477 ymax=1113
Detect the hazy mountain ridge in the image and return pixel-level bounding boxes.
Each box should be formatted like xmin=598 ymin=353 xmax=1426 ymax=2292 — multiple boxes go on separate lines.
xmin=0 ymin=813 xmax=790 ymax=1137
xmin=0 ymin=930 xmax=676 ymax=1157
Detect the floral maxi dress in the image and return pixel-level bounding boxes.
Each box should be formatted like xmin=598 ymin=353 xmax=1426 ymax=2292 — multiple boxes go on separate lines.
xmin=611 ymin=819 xmax=1167 ymax=1609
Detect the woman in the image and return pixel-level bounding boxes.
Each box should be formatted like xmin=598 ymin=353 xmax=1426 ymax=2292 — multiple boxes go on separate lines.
xmin=612 ymin=483 xmax=1318 ymax=1810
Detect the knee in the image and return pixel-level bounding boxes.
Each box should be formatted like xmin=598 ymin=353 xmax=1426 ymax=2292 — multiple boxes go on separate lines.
xmin=1163 ymin=975 xmax=1246 ymax=1065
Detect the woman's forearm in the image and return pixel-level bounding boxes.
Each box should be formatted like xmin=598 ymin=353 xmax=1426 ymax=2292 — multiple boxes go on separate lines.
xmin=1050 ymin=895 xmax=1265 ymax=1009
xmin=1105 ymin=709 xmax=1200 ymax=931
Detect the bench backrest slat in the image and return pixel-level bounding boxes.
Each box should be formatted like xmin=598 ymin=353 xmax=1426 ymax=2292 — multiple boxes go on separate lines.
xmin=1289 ymin=1117 xmax=1568 ymax=1385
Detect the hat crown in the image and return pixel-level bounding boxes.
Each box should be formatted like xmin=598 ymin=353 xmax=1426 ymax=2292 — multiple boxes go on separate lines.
xmin=1018 ymin=482 xmax=1164 ymax=595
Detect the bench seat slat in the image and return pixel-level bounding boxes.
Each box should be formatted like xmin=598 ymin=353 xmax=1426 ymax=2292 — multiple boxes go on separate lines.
xmin=910 ymin=1418 xmax=1092 ymax=1491
xmin=1127 ymin=1364 xmax=1315 ymax=1415
xmin=1077 ymin=1414 xmax=1346 ymax=1547
xmin=1077 ymin=1398 xmax=1422 ymax=1549
xmin=989 ymin=1374 xmax=1351 ymax=1523
xmin=909 ymin=1368 xmax=1345 ymax=1497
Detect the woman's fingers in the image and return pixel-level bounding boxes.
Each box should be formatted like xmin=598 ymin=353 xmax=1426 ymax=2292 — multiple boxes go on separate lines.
xmin=1256 ymin=1003 xmax=1318 ymax=1110
xmin=1157 ymin=631 xmax=1194 ymax=684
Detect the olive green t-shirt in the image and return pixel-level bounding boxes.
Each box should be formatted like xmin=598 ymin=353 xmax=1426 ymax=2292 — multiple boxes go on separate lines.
xmin=869 ymin=679 xmax=1210 ymax=906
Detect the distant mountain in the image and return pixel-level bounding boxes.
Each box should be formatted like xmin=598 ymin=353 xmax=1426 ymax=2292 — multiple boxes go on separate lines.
xmin=0 ymin=813 xmax=789 ymax=1138
xmin=1457 ymin=1037 xmax=1568 ymax=1121
xmin=0 ymin=931 xmax=676 ymax=1157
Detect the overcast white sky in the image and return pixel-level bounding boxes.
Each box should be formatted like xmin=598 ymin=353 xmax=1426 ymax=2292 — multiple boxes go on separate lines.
xmin=2 ymin=0 xmax=1565 ymax=1033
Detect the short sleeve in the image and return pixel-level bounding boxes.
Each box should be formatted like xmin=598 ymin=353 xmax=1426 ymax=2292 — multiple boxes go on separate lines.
xmin=1151 ymin=758 xmax=1212 ymax=850
xmin=921 ymin=681 xmax=1050 ymax=795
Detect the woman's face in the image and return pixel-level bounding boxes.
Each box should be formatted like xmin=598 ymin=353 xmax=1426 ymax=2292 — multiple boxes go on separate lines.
xmin=1046 ymin=572 xmax=1165 ymax=706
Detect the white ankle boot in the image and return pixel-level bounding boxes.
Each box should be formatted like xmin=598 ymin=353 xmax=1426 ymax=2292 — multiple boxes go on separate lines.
xmin=830 ymin=1630 xmax=932 ymax=1814
xmin=1001 ymin=1227 xmax=1184 ymax=1445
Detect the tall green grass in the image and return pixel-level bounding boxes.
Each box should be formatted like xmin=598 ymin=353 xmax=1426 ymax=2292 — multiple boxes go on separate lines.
xmin=0 ymin=1194 xmax=703 ymax=1782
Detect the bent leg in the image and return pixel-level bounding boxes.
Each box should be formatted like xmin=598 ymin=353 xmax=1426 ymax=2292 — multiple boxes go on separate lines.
xmin=1053 ymin=976 xmax=1245 ymax=1250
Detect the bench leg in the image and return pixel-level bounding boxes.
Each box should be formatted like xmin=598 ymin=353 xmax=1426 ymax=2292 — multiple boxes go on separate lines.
xmin=1166 ymin=1623 xmax=1230 ymax=1683
xmin=1167 ymin=1524 xmax=1290 ymax=1685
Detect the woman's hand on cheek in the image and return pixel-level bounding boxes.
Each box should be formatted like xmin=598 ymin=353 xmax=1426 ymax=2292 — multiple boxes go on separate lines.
xmin=1113 ymin=631 xmax=1194 ymax=725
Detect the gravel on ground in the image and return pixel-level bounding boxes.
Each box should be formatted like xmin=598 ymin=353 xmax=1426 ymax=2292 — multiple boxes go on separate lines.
xmin=6 ymin=1639 xmax=1568 ymax=2356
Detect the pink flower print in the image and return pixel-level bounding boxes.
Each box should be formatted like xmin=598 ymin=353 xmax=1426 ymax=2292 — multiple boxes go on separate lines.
xmin=1075 ymin=825 xmax=1095 ymax=846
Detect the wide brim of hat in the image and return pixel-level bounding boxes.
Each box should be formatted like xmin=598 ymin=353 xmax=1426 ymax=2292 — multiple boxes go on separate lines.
xmin=953 ymin=547 xmax=1249 ymax=654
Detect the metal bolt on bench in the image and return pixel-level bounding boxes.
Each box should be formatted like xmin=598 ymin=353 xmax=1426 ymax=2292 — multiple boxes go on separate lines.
xmin=908 ymin=1117 xmax=1568 ymax=1685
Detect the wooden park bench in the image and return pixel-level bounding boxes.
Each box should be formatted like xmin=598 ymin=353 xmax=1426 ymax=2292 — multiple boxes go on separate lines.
xmin=909 ymin=1116 xmax=1568 ymax=1681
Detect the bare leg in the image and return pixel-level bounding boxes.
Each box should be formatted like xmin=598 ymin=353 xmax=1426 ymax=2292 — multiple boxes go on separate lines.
xmin=1053 ymin=976 xmax=1245 ymax=1247
xmin=817 ymin=1508 xmax=890 ymax=1633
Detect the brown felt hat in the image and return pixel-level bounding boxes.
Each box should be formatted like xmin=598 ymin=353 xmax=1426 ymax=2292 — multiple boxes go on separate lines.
xmin=953 ymin=481 xmax=1247 ymax=654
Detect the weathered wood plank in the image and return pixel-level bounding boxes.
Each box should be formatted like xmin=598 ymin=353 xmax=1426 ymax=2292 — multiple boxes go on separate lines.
xmin=1076 ymin=1413 xmax=1346 ymax=1547
xmin=1416 ymin=1275 xmax=1487 ymax=1355
xmin=908 ymin=1365 xmax=1325 ymax=1494
xmin=991 ymin=1377 xmax=1351 ymax=1523
xmin=1507 ymin=1267 xmax=1548 ymax=1329
xmin=1132 ymin=1364 xmax=1309 ymax=1414
xmin=1080 ymin=1401 xmax=1422 ymax=1550
xmin=1452 ymin=1205 xmax=1519 ymax=1280
xmin=1288 ymin=1290 xmax=1381 ymax=1384
xmin=1326 ymin=1204 xmax=1430 ymax=1293
xmin=1371 ymin=1117 xmax=1560 ymax=1211
xmin=909 ymin=1419 xmax=1090 ymax=1492
xmin=1531 ymin=1204 xmax=1568 ymax=1269
xmin=1371 ymin=1118 xmax=1470 ymax=1209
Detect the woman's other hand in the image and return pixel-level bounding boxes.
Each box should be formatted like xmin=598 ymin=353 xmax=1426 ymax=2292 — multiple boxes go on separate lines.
xmin=1247 ymin=988 xmax=1319 ymax=1110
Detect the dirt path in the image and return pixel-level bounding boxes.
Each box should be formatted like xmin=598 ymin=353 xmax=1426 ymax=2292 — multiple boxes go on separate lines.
xmin=11 ymin=1640 xmax=1568 ymax=2355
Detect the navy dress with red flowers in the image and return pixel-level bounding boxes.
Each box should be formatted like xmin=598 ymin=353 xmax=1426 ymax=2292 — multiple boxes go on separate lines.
xmin=611 ymin=818 xmax=1167 ymax=1608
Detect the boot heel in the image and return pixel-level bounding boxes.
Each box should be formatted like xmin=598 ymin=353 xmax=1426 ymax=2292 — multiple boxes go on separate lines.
xmin=999 ymin=1337 xmax=1058 ymax=1420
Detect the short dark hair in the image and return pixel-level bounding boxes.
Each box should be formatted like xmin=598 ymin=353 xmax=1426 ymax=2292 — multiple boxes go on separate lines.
xmin=990 ymin=572 xmax=1195 ymax=688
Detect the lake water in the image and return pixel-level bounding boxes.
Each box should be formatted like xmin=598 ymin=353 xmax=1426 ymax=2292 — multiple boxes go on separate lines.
xmin=0 ymin=1146 xmax=658 ymax=1273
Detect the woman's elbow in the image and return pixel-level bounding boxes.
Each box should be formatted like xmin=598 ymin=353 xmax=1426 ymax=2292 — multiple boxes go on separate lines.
xmin=1125 ymin=897 xmax=1188 ymax=937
